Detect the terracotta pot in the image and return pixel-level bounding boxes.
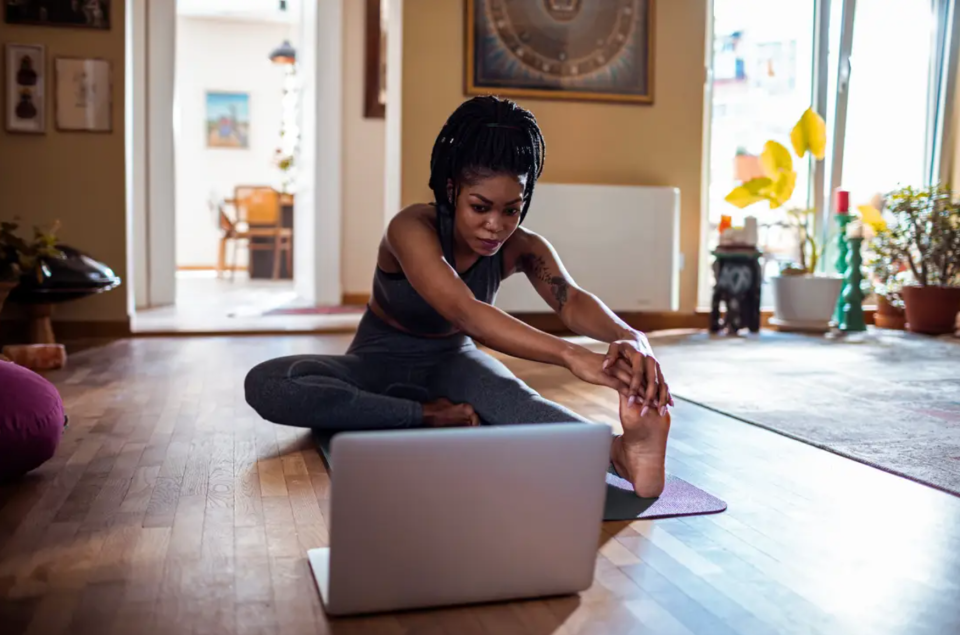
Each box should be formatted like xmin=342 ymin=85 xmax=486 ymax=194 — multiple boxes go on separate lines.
xmin=874 ymin=296 xmax=906 ymax=330
xmin=901 ymin=285 xmax=960 ymax=335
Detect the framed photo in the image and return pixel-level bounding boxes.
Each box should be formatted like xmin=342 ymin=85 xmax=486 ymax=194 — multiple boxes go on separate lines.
xmin=54 ymin=57 xmax=111 ymax=132
xmin=5 ymin=0 xmax=110 ymax=30
xmin=465 ymin=0 xmax=655 ymax=105
xmin=205 ymin=91 xmax=250 ymax=149
xmin=363 ymin=0 xmax=387 ymax=119
xmin=5 ymin=43 xmax=45 ymax=133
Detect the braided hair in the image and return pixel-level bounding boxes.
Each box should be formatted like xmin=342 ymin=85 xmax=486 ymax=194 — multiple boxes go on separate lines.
xmin=428 ymin=95 xmax=545 ymax=268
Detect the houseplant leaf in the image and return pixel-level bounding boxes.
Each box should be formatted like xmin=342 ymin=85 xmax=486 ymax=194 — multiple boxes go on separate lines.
xmin=725 ymin=177 xmax=773 ymax=208
xmin=767 ymin=171 xmax=797 ymax=209
xmin=760 ymin=140 xmax=793 ymax=179
xmin=790 ymin=108 xmax=827 ymax=159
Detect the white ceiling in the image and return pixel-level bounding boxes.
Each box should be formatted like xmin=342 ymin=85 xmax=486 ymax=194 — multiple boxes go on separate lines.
xmin=176 ymin=0 xmax=301 ymax=23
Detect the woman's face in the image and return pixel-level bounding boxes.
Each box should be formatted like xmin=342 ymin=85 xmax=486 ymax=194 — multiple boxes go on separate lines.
xmin=451 ymin=171 xmax=527 ymax=258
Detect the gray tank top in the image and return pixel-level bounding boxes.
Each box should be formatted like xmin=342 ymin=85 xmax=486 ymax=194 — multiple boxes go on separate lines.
xmin=371 ymin=251 xmax=504 ymax=335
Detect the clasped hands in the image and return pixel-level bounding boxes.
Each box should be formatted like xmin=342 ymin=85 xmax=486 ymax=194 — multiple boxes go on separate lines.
xmin=564 ymin=335 xmax=673 ymax=417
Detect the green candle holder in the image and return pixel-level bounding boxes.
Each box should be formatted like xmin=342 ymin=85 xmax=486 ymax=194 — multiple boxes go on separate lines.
xmin=839 ymin=237 xmax=867 ymax=332
xmin=834 ymin=213 xmax=853 ymax=325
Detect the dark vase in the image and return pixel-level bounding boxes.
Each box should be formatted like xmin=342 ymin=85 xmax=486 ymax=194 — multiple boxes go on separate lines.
xmin=0 ymin=280 xmax=18 ymax=312
xmin=9 ymin=244 xmax=121 ymax=305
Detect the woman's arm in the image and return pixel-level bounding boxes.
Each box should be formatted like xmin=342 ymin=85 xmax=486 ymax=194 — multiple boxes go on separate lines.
xmin=503 ymin=228 xmax=641 ymax=342
xmin=504 ymin=228 xmax=673 ymax=412
xmin=385 ymin=208 xmax=631 ymax=393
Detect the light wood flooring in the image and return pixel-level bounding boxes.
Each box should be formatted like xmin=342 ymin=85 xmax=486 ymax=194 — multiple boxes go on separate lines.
xmin=132 ymin=272 xmax=363 ymax=334
xmin=1 ymin=334 xmax=959 ymax=635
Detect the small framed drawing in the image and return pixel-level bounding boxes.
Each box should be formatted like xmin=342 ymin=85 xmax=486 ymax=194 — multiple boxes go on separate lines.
xmin=5 ymin=43 xmax=46 ymax=134
xmin=206 ymin=91 xmax=250 ymax=148
xmin=54 ymin=57 xmax=112 ymax=132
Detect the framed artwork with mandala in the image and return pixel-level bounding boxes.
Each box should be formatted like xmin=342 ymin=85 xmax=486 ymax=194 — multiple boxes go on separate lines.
xmin=465 ymin=0 xmax=654 ymax=104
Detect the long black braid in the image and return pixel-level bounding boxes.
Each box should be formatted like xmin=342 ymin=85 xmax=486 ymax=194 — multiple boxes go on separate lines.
xmin=428 ymin=95 xmax=546 ymax=268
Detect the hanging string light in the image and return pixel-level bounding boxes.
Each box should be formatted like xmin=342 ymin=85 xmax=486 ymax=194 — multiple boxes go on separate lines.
xmin=269 ymin=35 xmax=299 ymax=194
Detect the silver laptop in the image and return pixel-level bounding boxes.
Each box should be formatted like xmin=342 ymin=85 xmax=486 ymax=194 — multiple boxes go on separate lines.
xmin=307 ymin=422 xmax=612 ymax=617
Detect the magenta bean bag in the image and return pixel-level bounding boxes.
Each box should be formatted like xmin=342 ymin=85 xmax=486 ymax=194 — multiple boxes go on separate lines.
xmin=0 ymin=360 xmax=65 ymax=480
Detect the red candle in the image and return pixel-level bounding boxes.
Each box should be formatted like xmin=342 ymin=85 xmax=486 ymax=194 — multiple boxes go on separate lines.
xmin=835 ymin=189 xmax=850 ymax=214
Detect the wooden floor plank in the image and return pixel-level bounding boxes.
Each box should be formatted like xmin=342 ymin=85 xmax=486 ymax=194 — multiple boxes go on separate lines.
xmin=1 ymin=334 xmax=959 ymax=635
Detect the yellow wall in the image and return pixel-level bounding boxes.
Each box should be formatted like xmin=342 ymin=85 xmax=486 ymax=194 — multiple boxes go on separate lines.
xmin=0 ymin=8 xmax=128 ymax=322
xmin=342 ymin=0 xmax=386 ymax=295
xmin=401 ymin=0 xmax=707 ymax=312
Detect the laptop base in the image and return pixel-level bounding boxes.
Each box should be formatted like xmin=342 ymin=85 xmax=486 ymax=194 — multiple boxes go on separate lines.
xmin=306 ymin=547 xmax=333 ymax=610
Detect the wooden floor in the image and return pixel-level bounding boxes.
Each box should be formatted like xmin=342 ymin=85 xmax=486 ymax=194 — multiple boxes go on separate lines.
xmin=2 ymin=335 xmax=959 ymax=635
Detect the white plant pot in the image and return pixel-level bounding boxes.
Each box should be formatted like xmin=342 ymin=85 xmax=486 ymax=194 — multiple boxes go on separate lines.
xmin=770 ymin=274 xmax=844 ymax=332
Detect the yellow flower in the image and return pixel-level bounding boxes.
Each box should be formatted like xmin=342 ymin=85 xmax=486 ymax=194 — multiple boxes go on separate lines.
xmin=857 ymin=205 xmax=887 ymax=232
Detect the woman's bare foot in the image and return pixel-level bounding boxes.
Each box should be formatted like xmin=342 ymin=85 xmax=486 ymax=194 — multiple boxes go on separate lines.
xmin=611 ymin=393 xmax=671 ymax=498
xmin=421 ymin=398 xmax=480 ymax=427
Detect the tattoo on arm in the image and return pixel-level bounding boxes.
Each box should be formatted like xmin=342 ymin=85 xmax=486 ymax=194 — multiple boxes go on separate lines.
xmin=517 ymin=253 xmax=569 ymax=311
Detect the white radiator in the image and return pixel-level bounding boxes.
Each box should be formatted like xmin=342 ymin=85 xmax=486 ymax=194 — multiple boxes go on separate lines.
xmin=494 ymin=182 xmax=681 ymax=313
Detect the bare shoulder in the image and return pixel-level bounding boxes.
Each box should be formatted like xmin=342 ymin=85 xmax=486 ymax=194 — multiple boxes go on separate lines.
xmin=384 ymin=203 xmax=440 ymax=260
xmin=502 ymin=226 xmax=549 ymax=275
xmin=389 ymin=203 xmax=436 ymax=231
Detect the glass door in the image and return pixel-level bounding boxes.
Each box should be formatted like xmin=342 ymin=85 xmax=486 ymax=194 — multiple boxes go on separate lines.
xmin=700 ymin=0 xmax=819 ymax=308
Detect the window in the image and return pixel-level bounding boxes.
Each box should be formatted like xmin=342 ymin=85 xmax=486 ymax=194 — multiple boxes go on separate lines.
xmin=699 ymin=0 xmax=953 ymax=310
xmin=840 ymin=1 xmax=938 ymax=208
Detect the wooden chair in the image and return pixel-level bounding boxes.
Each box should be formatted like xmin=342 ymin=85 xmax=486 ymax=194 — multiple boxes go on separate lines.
xmin=216 ymin=186 xmax=293 ymax=280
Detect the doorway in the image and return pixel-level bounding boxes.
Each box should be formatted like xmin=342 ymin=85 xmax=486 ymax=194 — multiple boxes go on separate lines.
xmin=126 ymin=0 xmax=358 ymax=333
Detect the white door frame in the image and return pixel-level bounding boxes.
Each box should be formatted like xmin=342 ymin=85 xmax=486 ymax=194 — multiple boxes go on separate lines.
xmin=126 ymin=0 xmax=342 ymax=313
xmin=296 ymin=0 xmax=343 ymax=306
xmin=125 ymin=0 xmax=176 ymax=311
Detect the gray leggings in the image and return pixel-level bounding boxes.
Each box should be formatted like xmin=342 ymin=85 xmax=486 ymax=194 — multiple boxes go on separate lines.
xmin=244 ymin=309 xmax=590 ymax=431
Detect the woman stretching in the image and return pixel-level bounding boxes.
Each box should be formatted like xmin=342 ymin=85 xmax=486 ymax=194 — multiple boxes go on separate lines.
xmin=245 ymin=96 xmax=673 ymax=497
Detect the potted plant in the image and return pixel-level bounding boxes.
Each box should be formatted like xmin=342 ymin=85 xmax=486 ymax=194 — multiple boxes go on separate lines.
xmin=0 ymin=219 xmax=62 ymax=314
xmin=879 ymin=185 xmax=960 ymax=335
xmin=862 ymin=218 xmax=907 ymax=330
xmin=724 ymin=108 xmax=843 ymax=332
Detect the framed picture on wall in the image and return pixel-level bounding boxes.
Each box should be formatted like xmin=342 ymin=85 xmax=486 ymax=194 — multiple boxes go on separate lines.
xmin=5 ymin=43 xmax=46 ymax=134
xmin=465 ymin=0 xmax=655 ymax=105
xmin=205 ymin=91 xmax=250 ymax=149
xmin=364 ymin=0 xmax=387 ymax=119
xmin=4 ymin=0 xmax=110 ymax=30
xmin=54 ymin=57 xmax=112 ymax=132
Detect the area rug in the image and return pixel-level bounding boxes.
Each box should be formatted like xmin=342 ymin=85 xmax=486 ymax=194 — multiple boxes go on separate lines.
xmin=638 ymin=329 xmax=960 ymax=497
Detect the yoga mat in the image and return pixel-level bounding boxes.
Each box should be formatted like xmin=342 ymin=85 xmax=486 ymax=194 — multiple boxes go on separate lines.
xmin=602 ymin=470 xmax=727 ymax=521
xmin=313 ymin=431 xmax=727 ymax=522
